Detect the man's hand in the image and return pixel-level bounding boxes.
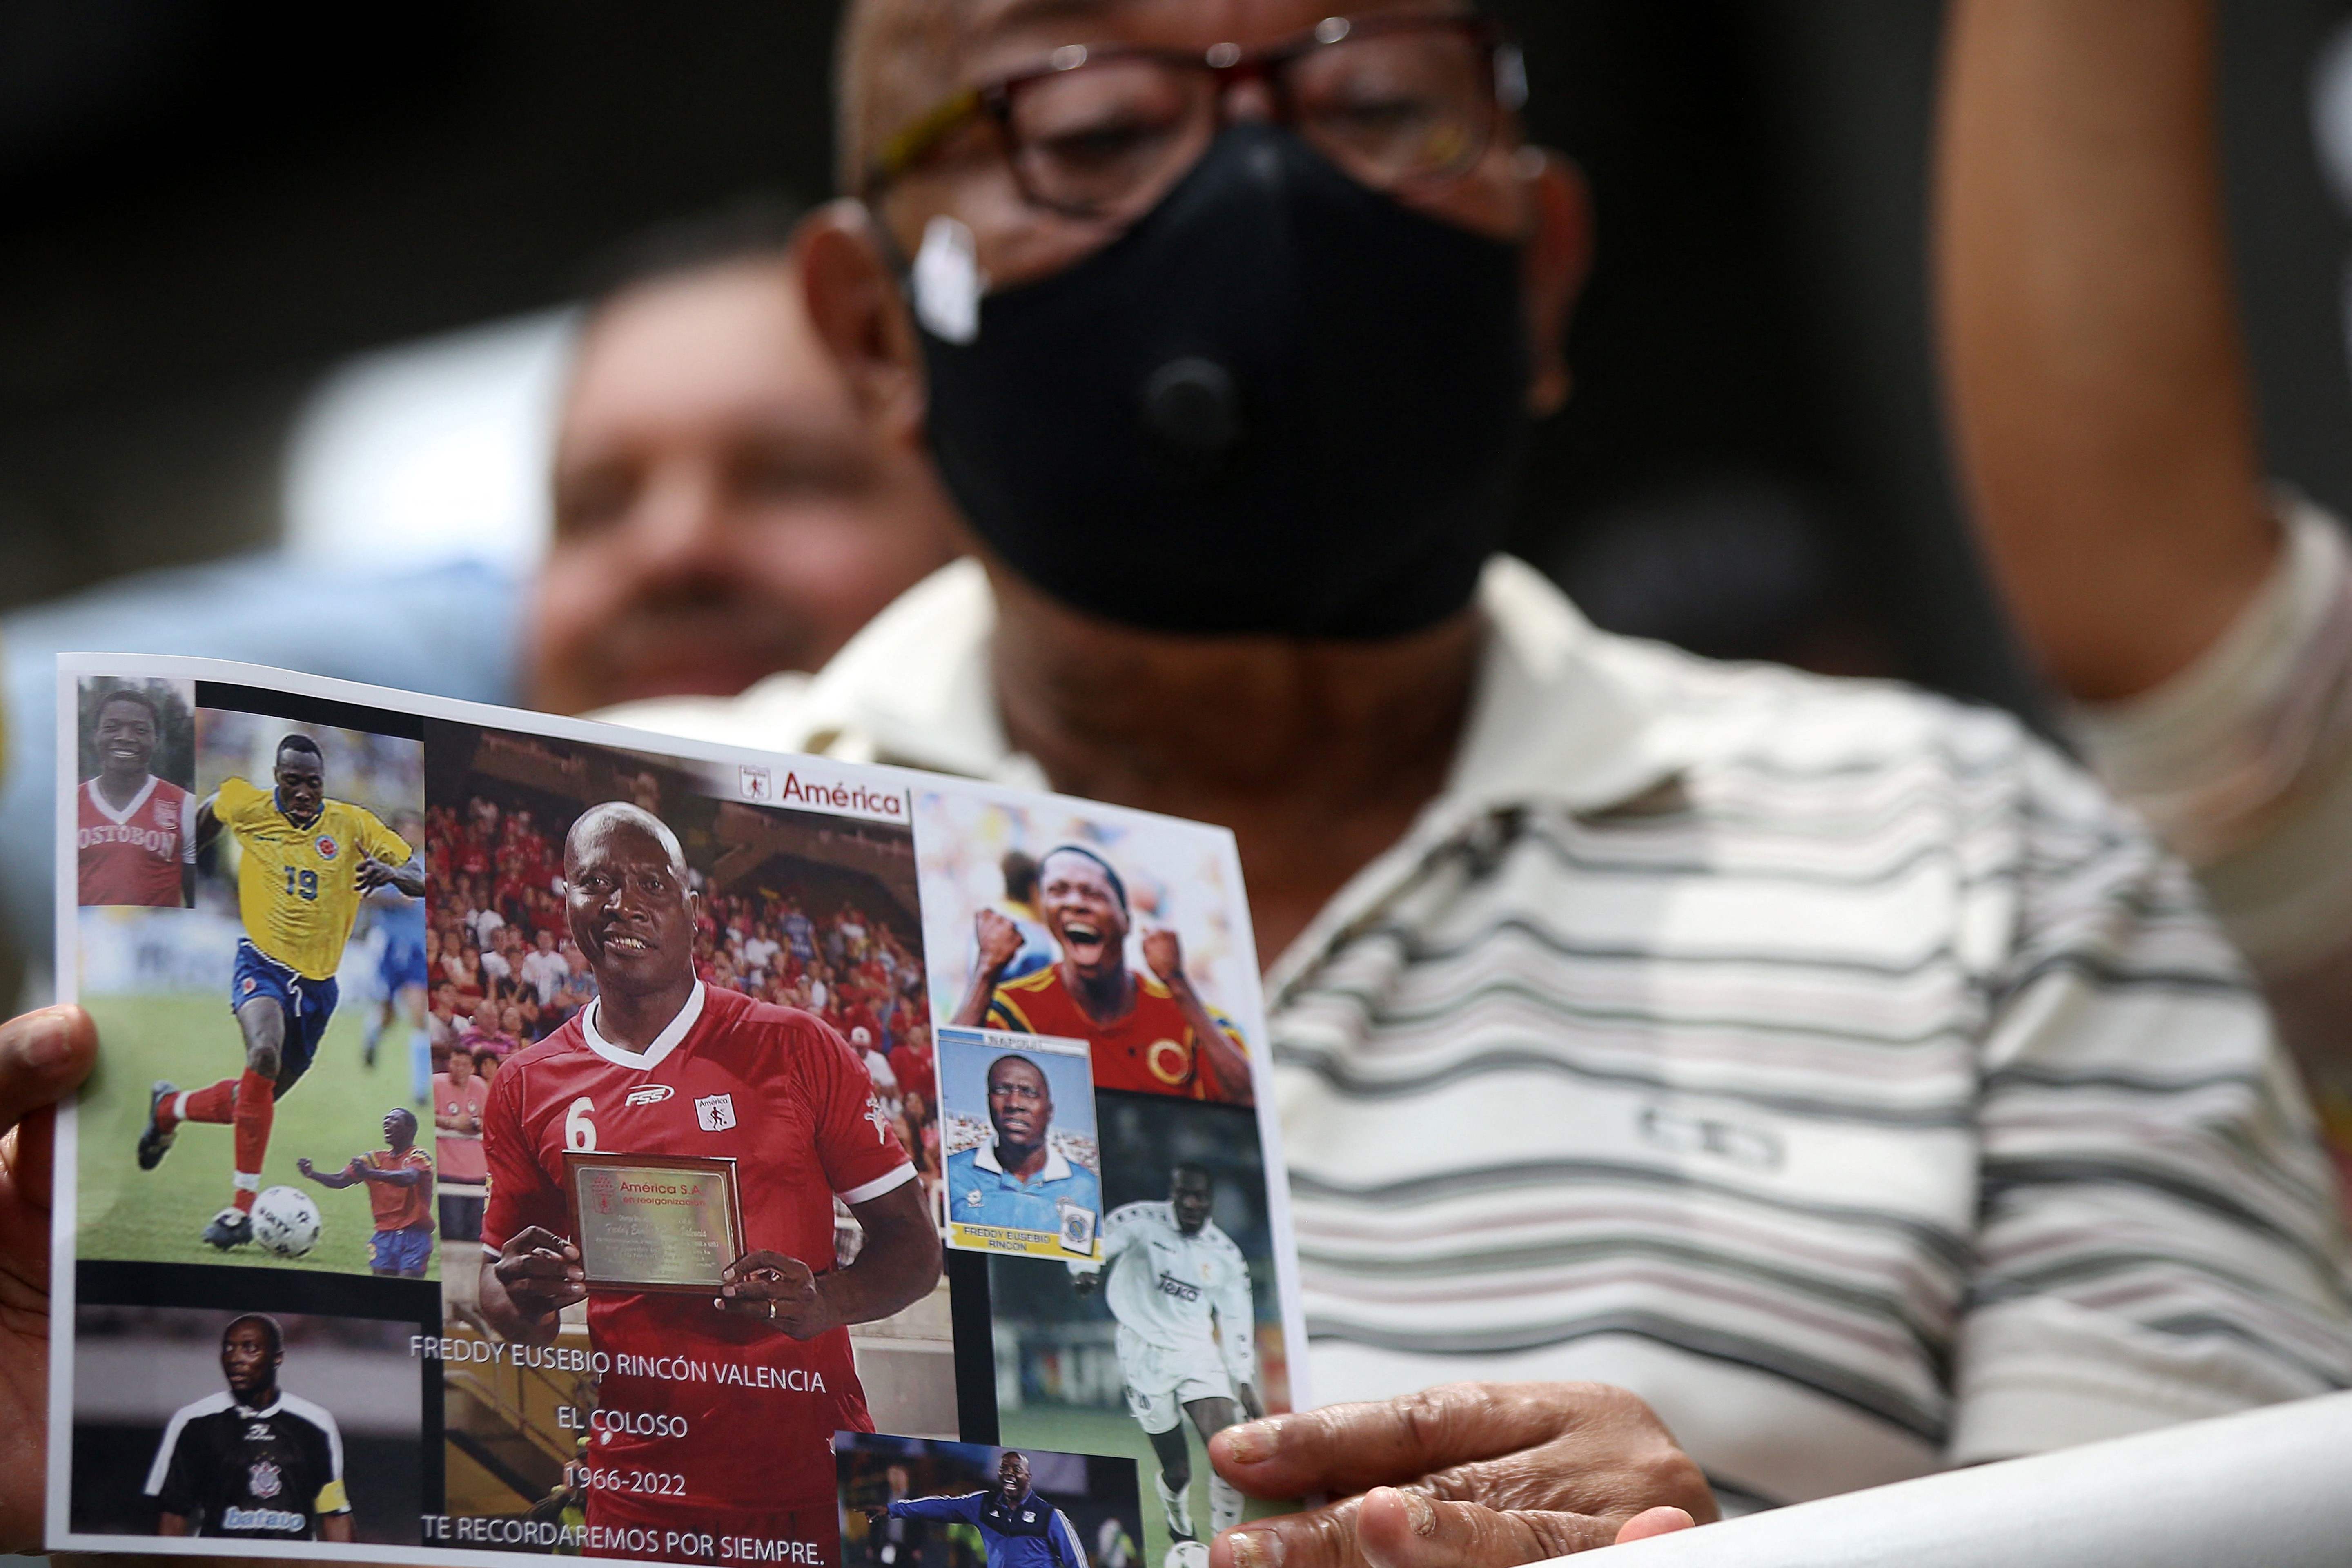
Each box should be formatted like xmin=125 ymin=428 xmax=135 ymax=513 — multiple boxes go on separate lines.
xmin=1142 ymin=927 xmax=1187 ymax=988
xmin=716 ymin=1250 xmax=833 ymax=1338
xmin=357 ymin=852 xmax=426 ymax=898
xmin=1 ymin=1005 xmax=100 ymax=1553
xmin=1206 ymin=1382 xmax=1713 ymax=1568
xmin=1237 ymin=1381 xmax=1265 ymax=1422
xmin=296 ymin=1156 xmax=317 ymax=1179
xmin=1071 ymin=1269 xmax=1101 ymax=1298
xmin=493 ymin=1226 xmax=588 ymax=1322
xmin=974 ymin=909 xmax=1025 ymax=971
xmin=861 ymin=1505 xmax=891 ymax=1527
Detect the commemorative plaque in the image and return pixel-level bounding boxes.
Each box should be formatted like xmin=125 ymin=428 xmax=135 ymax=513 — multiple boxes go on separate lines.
xmin=564 ymin=1151 xmax=746 ymax=1293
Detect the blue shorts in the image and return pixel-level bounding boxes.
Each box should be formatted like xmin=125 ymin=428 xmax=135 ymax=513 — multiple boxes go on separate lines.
xmin=378 ymin=938 xmax=429 ymax=996
xmin=230 ymin=939 xmax=339 ymax=1092
xmin=370 ymin=1222 xmax=434 ymax=1275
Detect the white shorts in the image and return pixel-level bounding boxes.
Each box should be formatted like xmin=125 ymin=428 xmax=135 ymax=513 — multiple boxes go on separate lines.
xmin=1116 ymin=1325 xmax=1234 ymax=1434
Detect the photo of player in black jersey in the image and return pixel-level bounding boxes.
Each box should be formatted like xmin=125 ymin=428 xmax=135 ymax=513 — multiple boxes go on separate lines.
xmin=69 ymin=1303 xmax=421 ymax=1545
xmin=145 ymin=1314 xmax=353 ymax=1541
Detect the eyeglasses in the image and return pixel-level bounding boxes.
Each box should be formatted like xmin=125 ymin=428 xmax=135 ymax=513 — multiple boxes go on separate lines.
xmin=864 ymin=12 xmax=1526 ymax=225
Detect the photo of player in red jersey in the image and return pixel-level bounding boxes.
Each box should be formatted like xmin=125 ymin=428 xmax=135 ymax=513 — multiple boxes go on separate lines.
xmin=76 ymin=680 xmax=197 ymax=909
xmin=479 ymin=800 xmax=941 ymax=1565
xmin=951 ymin=847 xmax=1251 ymax=1105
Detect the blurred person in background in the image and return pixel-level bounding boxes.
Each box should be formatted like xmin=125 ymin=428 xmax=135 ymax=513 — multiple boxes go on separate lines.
xmin=600 ymin=0 xmax=2352 ymax=1554
xmin=1937 ymin=0 xmax=2352 ymax=1172
xmin=0 ymin=199 xmax=964 ymax=1004
xmin=526 ymin=200 xmax=962 ymax=714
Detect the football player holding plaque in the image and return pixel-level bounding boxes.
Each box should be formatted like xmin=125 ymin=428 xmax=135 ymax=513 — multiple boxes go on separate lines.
xmin=478 ymin=802 xmax=940 ymax=1561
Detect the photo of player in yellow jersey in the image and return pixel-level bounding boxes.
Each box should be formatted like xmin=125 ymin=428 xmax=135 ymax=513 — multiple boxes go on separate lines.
xmin=136 ymin=730 xmax=425 ymax=1252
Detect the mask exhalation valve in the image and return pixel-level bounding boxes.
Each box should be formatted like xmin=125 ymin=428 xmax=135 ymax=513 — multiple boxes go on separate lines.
xmin=1141 ymin=356 xmax=1241 ymax=472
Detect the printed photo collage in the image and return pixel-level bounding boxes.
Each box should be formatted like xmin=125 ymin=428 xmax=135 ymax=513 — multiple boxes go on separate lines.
xmin=50 ymin=657 xmax=1305 ymax=1568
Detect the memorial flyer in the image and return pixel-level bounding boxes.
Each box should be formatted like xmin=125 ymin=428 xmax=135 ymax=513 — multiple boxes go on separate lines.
xmin=48 ymin=654 xmax=1309 ymax=1568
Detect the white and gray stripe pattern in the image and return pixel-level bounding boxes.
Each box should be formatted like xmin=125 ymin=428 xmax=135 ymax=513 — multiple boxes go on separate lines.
xmin=1272 ymin=663 xmax=2352 ymax=1506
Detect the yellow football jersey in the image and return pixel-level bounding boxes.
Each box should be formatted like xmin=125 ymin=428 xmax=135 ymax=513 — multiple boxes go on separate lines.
xmin=215 ymin=775 xmax=411 ymax=980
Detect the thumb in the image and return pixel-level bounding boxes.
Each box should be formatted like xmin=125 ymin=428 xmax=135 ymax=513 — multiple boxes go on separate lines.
xmin=0 ymin=1006 xmax=97 ymax=1141
xmin=1356 ymin=1488 xmax=1615 ymax=1568
xmin=0 ymin=1006 xmax=98 ymax=1212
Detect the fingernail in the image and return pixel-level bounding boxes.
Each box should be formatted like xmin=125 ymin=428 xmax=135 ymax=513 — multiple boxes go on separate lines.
xmin=1220 ymin=1420 xmax=1278 ymax=1464
xmin=15 ymin=1010 xmax=71 ymax=1070
xmin=1397 ymin=1492 xmax=1436 ymax=1539
xmin=1228 ymin=1530 xmax=1283 ymax=1568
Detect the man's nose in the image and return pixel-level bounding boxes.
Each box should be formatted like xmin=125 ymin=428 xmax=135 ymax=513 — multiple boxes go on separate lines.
xmin=627 ymin=466 xmax=733 ymax=575
xmin=1221 ymin=78 xmax=1277 ymax=124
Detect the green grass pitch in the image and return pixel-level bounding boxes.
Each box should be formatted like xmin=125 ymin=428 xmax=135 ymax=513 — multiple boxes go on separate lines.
xmin=998 ymin=1404 xmax=1288 ymax=1568
xmin=76 ymin=991 xmax=439 ymax=1280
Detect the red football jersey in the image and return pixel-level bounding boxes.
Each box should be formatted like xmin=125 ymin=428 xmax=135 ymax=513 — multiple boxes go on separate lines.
xmin=984 ymin=966 xmax=1250 ymax=1102
xmin=481 ymin=983 xmax=913 ymax=1511
xmin=76 ymin=775 xmax=193 ymax=907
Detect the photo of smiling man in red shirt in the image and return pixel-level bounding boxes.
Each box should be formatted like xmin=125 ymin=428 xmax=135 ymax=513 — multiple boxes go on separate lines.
xmin=952 ymin=846 xmax=1251 ymax=1104
xmin=478 ymin=800 xmax=940 ymax=1564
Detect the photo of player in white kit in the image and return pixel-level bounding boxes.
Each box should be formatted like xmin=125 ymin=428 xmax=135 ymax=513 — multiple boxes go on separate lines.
xmin=1067 ymin=1165 xmax=1258 ymax=1550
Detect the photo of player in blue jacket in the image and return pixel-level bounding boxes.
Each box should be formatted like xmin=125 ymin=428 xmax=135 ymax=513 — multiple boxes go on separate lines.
xmin=865 ymin=1452 xmax=1089 ymax=1568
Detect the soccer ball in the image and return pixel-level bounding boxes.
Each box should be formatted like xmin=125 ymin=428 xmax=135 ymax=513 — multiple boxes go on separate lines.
xmin=1165 ymin=1543 xmax=1208 ymax=1568
xmin=252 ymin=1187 xmax=323 ymax=1258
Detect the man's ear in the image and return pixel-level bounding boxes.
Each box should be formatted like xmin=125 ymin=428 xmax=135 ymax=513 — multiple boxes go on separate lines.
xmin=795 ymin=199 xmax=927 ymax=445
xmin=1518 ymin=147 xmax=1592 ymax=418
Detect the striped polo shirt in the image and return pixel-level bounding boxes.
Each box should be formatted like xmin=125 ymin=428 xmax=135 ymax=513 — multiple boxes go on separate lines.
xmin=601 ymin=556 xmax=2352 ymax=1509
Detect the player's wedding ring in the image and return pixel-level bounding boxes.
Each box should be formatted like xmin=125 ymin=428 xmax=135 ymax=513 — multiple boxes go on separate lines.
xmin=766 ymin=1298 xmax=778 ymax=1323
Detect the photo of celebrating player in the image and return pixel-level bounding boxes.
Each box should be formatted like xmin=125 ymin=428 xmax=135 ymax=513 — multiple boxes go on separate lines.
xmin=1074 ymin=1166 xmax=1259 ymax=1551
xmin=477 ymin=797 xmax=940 ymax=1564
xmin=76 ymin=677 xmax=198 ymax=908
xmin=74 ymin=697 xmax=430 ymax=1276
xmin=144 ymin=1313 xmax=355 ymax=1542
xmin=137 ymin=728 xmax=425 ymax=1250
xmin=297 ymin=1107 xmax=434 ymax=1278
xmin=919 ymin=795 xmax=1262 ymax=1108
xmin=939 ymin=1027 xmax=1102 ymax=1258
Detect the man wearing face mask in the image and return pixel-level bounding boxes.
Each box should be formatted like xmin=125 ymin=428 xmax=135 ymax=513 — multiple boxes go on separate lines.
xmin=591 ymin=2 xmax=2352 ymax=1559
xmin=0 ymin=3 xmax=2276 ymax=1568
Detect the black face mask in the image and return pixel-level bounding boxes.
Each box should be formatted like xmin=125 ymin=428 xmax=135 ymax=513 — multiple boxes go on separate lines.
xmin=915 ymin=123 xmax=1533 ymax=640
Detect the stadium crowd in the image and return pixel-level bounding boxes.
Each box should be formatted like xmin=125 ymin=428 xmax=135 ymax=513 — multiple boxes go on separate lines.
xmin=421 ymin=793 xmax=943 ymax=1205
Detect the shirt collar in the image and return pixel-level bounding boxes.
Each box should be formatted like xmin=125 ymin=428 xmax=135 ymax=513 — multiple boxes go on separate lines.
xmin=581 ymin=981 xmax=707 ymax=1071
xmin=234 ymin=1395 xmax=285 ymax=1418
xmin=84 ymin=773 xmax=159 ymax=826
xmin=601 ymin=556 xmax=1712 ymax=987
xmin=971 ymin=1138 xmax=1073 ymax=1184
xmin=273 ymin=788 xmax=322 ymax=830
xmin=780 ymin=555 xmax=1694 ymax=805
